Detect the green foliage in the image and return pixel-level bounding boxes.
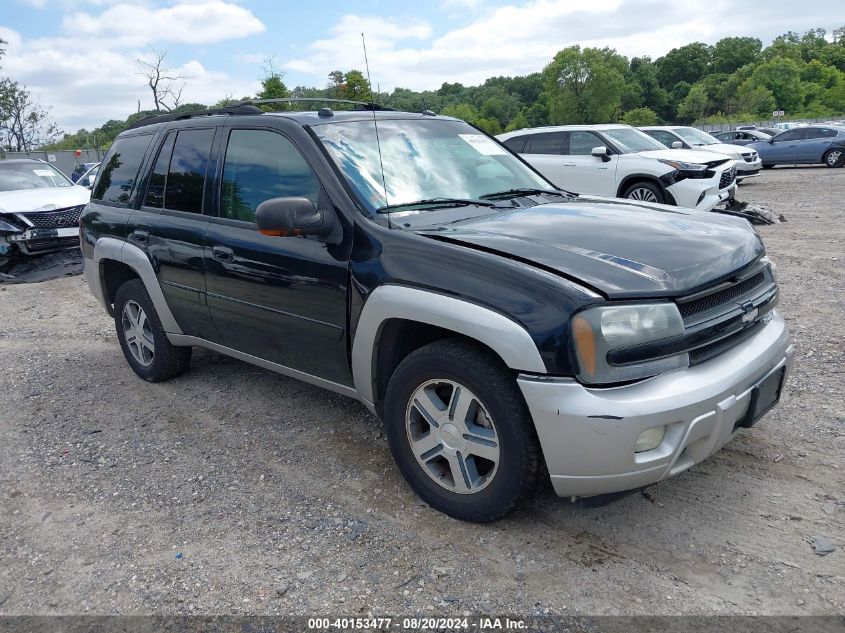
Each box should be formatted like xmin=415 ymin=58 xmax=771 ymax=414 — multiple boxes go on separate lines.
xmin=328 ymin=69 xmax=372 ymax=102
xmin=749 ymin=57 xmax=804 ymax=112
xmin=656 ymin=42 xmax=713 ymax=88
xmin=621 ymin=107 xmax=658 ymax=126
xmin=677 ymin=84 xmax=709 ymax=123
xmin=736 ymin=82 xmax=776 ymax=116
xmin=543 ymin=46 xmax=628 ymax=124
xmin=712 ymin=37 xmax=762 ymax=74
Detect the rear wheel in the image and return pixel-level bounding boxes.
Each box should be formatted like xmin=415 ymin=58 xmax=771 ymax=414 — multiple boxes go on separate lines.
xmin=823 ymin=149 xmax=844 ymax=168
xmin=383 ymin=338 xmax=542 ymax=522
xmin=114 ymin=279 xmax=191 ymax=382
xmin=622 ymin=181 xmax=664 ymax=204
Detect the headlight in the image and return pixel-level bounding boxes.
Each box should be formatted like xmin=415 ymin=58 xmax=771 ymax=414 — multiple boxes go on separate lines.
xmin=571 ymin=303 xmax=687 ymax=384
xmin=761 ymin=255 xmax=778 ymax=283
xmin=657 ymin=158 xmax=707 ymax=173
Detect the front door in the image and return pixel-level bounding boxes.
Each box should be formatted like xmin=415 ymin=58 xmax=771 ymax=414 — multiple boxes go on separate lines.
xmin=563 ymin=130 xmax=618 ymax=197
xmin=767 ymin=129 xmax=801 ymax=163
xmin=127 ymin=126 xmax=218 ymax=339
xmin=203 ymin=126 xmax=351 ymax=385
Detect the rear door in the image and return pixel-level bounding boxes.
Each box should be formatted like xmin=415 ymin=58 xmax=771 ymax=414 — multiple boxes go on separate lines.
xmin=203 ymin=124 xmax=351 ymax=385
xmin=796 ymin=127 xmax=837 ymax=163
xmin=127 ymin=125 xmax=219 ymax=339
xmin=564 ymin=130 xmax=617 ymax=196
xmin=520 ymin=132 xmax=567 ymax=187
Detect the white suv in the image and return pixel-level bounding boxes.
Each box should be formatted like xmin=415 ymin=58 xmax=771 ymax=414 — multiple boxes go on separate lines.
xmin=640 ymin=126 xmax=762 ymax=182
xmin=497 ymin=125 xmax=737 ymax=211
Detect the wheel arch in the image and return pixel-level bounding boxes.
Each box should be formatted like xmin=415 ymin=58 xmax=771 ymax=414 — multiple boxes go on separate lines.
xmin=90 ymin=237 xmax=182 ymax=334
xmin=616 ymin=173 xmax=669 ymax=201
xmin=351 ymin=285 xmax=547 ymax=415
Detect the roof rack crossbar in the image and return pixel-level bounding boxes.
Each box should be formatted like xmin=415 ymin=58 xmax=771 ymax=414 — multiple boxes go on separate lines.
xmin=235 ymin=97 xmax=397 ymax=111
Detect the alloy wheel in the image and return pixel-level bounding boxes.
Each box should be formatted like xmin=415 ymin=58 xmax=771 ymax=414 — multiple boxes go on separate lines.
xmin=405 ymin=379 xmax=500 ymax=494
xmin=827 ymin=150 xmax=842 ymax=167
xmin=121 ymin=300 xmax=155 ymax=367
xmin=627 ymin=187 xmax=658 ymax=202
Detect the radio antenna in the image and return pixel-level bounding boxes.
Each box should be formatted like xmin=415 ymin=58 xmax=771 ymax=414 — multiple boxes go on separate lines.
xmin=362 ymin=32 xmax=390 ymax=224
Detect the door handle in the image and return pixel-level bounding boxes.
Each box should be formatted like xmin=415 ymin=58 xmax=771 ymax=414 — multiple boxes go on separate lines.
xmin=130 ymin=230 xmax=149 ymax=244
xmin=563 ymin=162 xmax=577 ymax=167
xmin=211 ymin=245 xmax=234 ymax=262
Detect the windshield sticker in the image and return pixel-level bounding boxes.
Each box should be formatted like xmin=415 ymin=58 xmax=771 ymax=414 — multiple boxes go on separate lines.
xmin=458 ymin=134 xmax=507 ymax=156
xmin=33 ymin=169 xmax=55 ymax=177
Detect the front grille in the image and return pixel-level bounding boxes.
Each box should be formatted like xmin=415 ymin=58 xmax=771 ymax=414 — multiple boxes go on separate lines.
xmin=689 ymin=319 xmax=765 ymax=365
xmin=743 ymin=152 xmax=757 ymax=163
xmin=678 ymin=272 xmax=766 ymax=319
xmin=719 ymin=165 xmax=737 ymax=189
xmin=23 ymin=206 xmax=83 ymax=229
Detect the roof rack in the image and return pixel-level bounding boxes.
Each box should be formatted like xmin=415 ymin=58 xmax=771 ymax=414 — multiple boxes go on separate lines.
xmin=126 ymin=104 xmax=263 ymax=130
xmin=234 ymin=97 xmax=397 ymax=112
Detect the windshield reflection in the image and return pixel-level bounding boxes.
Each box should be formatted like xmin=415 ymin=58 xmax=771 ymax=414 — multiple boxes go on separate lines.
xmin=313 ymin=118 xmax=550 ymax=212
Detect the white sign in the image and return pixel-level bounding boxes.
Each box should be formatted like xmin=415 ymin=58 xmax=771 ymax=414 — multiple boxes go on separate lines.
xmin=46 ymin=154 xmax=57 ymax=162
xmin=773 ymin=110 xmax=785 ymax=117
xmin=458 ymin=134 xmax=507 ymax=156
xmin=33 ymin=169 xmax=54 ymax=177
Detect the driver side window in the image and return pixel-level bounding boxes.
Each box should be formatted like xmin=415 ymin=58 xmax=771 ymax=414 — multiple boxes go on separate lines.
xmin=774 ymin=130 xmax=801 ymax=142
xmin=220 ymin=129 xmax=320 ymax=223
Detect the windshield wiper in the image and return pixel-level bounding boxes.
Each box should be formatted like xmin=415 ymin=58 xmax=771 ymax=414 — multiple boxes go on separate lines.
xmin=377 ymin=198 xmax=500 ymax=213
xmin=479 ymin=188 xmax=573 ymax=200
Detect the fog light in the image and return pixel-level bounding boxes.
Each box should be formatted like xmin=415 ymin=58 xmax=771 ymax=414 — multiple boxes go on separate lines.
xmin=634 ymin=426 xmax=666 ymax=453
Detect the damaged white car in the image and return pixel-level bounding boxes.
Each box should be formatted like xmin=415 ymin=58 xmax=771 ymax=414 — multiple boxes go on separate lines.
xmin=0 ymin=159 xmax=90 ymax=256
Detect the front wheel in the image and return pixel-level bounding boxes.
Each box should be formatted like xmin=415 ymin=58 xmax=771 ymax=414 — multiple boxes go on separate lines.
xmin=622 ymin=181 xmax=664 ymax=204
xmin=383 ymin=339 xmax=542 ymax=522
xmin=823 ymin=149 xmax=844 ymax=168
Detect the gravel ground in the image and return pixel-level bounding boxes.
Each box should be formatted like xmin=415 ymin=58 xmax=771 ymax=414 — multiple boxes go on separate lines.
xmin=0 ymin=166 xmax=843 ymax=617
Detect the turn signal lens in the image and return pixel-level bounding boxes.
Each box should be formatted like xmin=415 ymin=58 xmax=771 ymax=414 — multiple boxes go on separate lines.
xmin=572 ymin=315 xmax=596 ymax=378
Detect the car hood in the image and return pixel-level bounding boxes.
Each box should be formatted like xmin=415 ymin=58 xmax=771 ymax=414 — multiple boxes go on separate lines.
xmin=634 ymin=148 xmax=735 ymax=163
xmin=0 ymin=186 xmax=90 ymax=214
xmin=420 ymin=199 xmax=763 ymax=299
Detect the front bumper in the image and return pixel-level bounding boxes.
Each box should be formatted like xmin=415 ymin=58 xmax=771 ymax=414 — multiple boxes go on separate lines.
xmin=737 ymin=158 xmax=762 ymax=177
xmin=3 ymin=226 xmax=80 ymax=255
xmin=518 ymin=311 xmax=793 ymax=497
xmin=667 ymin=177 xmax=735 ymax=212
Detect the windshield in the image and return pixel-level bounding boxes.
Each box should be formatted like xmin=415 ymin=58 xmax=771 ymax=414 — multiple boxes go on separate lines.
xmin=0 ymin=162 xmax=72 ymax=192
xmin=601 ymin=128 xmax=667 ymax=153
xmin=312 ymin=118 xmax=552 ymax=212
xmin=673 ymin=127 xmax=720 ymax=146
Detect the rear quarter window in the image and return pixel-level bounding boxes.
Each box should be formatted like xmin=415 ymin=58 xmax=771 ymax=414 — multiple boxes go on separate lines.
xmin=92 ymin=134 xmax=153 ymax=205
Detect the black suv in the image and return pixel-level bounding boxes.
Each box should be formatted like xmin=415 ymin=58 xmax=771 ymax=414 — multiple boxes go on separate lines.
xmin=81 ymin=101 xmax=793 ymax=522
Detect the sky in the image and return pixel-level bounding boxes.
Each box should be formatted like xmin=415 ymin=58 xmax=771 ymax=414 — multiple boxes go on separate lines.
xmin=2 ymin=0 xmax=844 ymax=134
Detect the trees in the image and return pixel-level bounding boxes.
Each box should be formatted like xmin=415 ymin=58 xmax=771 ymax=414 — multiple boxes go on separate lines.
xmin=136 ymin=46 xmax=188 ymax=112
xmin=656 ymin=43 xmax=712 ymax=88
xmin=748 ymin=58 xmax=804 ymax=113
xmin=621 ymin=107 xmax=658 ymax=126
xmin=0 ymin=79 xmax=61 ymax=151
xmin=677 ymin=84 xmax=709 ymax=123
xmin=328 ymin=69 xmax=372 ymax=102
xmin=257 ymin=59 xmax=288 ymax=100
xmin=543 ymin=46 xmax=628 ymax=124
xmin=712 ymin=37 xmax=762 ymax=74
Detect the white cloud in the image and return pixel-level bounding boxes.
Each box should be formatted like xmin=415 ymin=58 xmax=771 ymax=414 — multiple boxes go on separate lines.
xmin=60 ymin=1 xmax=265 ymax=48
xmin=285 ymin=0 xmax=844 ymax=92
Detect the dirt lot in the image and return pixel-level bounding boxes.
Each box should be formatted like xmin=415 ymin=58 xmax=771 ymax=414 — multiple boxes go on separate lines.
xmin=0 ymin=167 xmax=843 ymax=617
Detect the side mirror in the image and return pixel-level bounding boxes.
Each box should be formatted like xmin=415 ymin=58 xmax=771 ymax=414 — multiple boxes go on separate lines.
xmin=255 ymin=197 xmax=339 ymax=242
xmin=591 ymin=146 xmax=611 ymax=162
xmin=671 ymin=141 xmax=683 ymax=149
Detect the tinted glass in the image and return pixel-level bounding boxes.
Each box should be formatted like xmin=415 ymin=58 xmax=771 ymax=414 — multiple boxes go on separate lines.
xmin=221 ymin=129 xmax=320 ymax=222
xmin=502 ymin=136 xmax=526 ymax=153
xmin=165 ymin=128 xmax=214 ymax=214
xmin=648 ymin=130 xmax=678 ymax=147
xmin=602 ymin=128 xmax=666 ymax=153
xmin=774 ymin=129 xmax=802 ymax=142
xmin=803 ymin=128 xmax=837 ymax=139
xmin=525 ymin=132 xmax=565 ymax=155
xmin=92 ymin=134 xmax=152 ymax=204
xmin=568 ymin=131 xmax=603 ymax=155
xmin=143 ymin=131 xmax=176 ymax=209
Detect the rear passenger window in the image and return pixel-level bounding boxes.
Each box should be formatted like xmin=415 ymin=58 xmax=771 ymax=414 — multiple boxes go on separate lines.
xmin=220 ymin=129 xmax=320 ymax=223
xmin=92 ymin=134 xmax=153 ymax=205
xmin=525 ymin=132 xmax=565 ymax=155
xmin=165 ymin=129 xmax=214 ymax=213
xmin=143 ymin=132 xmax=176 ymax=209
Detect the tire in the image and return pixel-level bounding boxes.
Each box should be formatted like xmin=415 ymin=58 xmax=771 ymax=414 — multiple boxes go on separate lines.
xmin=113 ymin=279 xmax=191 ymax=382
xmin=383 ymin=338 xmax=542 ymax=522
xmin=823 ymin=148 xmax=844 ymax=168
xmin=622 ymin=181 xmax=664 ymax=204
